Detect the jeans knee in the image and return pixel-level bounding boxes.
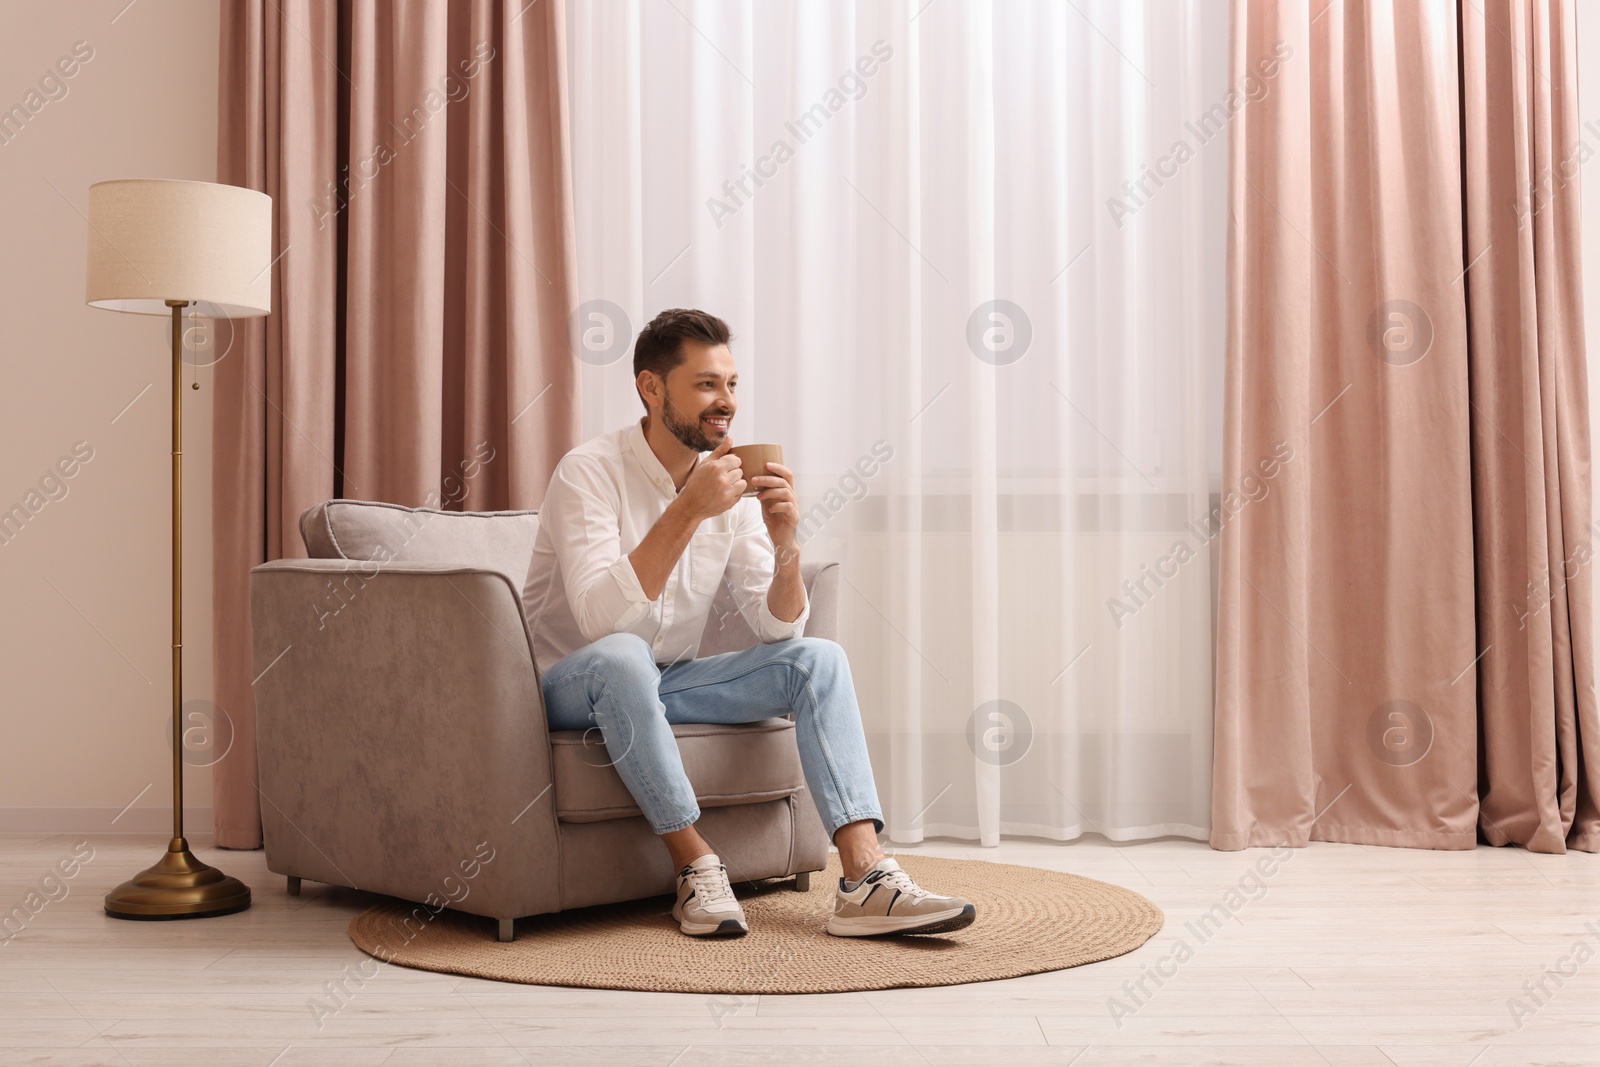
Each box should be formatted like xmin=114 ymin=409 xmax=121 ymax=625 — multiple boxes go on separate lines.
xmin=792 ymin=635 xmax=846 ymax=670
xmin=574 ymin=632 xmax=658 ymax=689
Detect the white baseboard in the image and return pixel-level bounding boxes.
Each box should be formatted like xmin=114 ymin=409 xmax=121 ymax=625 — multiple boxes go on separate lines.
xmin=0 ymin=807 xmax=214 ymax=835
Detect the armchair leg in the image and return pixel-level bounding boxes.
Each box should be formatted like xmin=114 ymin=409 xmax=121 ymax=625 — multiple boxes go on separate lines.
xmin=793 ymin=871 xmax=811 ymax=892
xmin=497 ymin=918 xmax=515 ymax=943
xmin=286 ymin=876 xmax=301 ymax=896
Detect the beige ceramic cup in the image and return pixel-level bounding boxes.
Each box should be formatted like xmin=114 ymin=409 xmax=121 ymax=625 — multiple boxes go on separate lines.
xmin=729 ymin=443 xmax=784 ymax=497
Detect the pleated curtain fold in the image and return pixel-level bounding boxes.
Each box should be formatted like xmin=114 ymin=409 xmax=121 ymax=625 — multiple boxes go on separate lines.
xmin=211 ymin=0 xmax=579 ymax=849
xmin=1214 ymin=0 xmax=1600 ymax=854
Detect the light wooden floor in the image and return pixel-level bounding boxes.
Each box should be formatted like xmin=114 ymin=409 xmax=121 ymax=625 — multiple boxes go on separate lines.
xmin=3 ymin=832 xmax=1599 ymax=1066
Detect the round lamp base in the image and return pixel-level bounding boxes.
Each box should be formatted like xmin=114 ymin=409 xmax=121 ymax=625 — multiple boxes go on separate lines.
xmin=104 ymin=839 xmax=252 ymax=920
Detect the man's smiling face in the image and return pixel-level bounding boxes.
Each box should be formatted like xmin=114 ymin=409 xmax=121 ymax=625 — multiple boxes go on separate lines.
xmin=656 ymin=339 xmax=737 ymax=453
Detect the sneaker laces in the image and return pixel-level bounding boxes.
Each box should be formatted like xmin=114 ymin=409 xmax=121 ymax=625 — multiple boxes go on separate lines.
xmin=686 ymin=862 xmax=736 ymax=908
xmin=873 ymin=862 xmax=933 ymax=900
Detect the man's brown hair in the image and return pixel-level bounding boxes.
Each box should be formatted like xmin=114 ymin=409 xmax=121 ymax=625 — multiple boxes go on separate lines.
xmin=632 ymin=308 xmax=732 ymax=411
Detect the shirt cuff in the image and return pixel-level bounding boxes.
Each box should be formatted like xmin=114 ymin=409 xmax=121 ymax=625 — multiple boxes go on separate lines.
xmin=756 ymin=585 xmax=809 ymax=642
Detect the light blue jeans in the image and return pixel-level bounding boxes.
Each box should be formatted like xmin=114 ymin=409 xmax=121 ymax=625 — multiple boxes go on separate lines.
xmin=539 ymin=633 xmax=884 ymax=839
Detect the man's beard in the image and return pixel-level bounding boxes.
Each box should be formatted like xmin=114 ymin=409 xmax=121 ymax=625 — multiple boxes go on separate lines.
xmin=661 ymin=393 xmax=729 ymax=453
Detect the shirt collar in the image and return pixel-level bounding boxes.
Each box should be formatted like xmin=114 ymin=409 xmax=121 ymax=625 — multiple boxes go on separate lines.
xmin=628 ymin=417 xmax=705 ymax=499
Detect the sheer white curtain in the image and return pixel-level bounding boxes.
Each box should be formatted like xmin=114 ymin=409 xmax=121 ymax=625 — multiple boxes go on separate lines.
xmin=565 ymin=0 xmax=1228 ymax=845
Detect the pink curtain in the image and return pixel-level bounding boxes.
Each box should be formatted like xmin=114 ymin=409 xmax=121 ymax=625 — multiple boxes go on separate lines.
xmin=1463 ymin=0 xmax=1600 ymax=853
xmin=212 ymin=0 xmax=579 ymax=849
xmin=1214 ymin=0 xmax=1599 ymax=854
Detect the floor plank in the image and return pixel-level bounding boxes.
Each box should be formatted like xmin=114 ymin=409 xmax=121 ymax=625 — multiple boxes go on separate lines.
xmin=2 ymin=833 xmax=1597 ymax=1066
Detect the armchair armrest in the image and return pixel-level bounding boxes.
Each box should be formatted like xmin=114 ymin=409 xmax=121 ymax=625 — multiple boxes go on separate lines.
xmin=797 ymin=560 xmax=840 ymax=641
xmin=699 ymin=558 xmax=841 ymax=657
xmin=249 ymin=558 xmax=559 ymax=922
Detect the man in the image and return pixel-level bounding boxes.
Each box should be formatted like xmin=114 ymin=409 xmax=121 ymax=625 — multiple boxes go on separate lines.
xmin=522 ymin=307 xmax=975 ymax=938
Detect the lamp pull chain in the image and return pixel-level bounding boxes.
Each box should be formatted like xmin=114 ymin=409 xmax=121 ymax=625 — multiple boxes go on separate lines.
xmin=189 ymin=306 xmax=200 ymax=390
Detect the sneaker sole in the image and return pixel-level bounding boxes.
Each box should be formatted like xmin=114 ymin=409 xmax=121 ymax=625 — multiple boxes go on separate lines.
xmin=825 ymin=903 xmax=975 ymax=937
xmin=676 ymin=915 xmax=749 ymax=937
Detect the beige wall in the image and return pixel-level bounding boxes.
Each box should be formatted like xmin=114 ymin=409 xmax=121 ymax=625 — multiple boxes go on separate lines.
xmin=0 ymin=1 xmax=221 ymax=833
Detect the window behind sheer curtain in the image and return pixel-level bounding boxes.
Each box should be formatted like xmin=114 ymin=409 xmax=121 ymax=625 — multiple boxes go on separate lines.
xmin=565 ymin=0 xmax=1228 ymax=844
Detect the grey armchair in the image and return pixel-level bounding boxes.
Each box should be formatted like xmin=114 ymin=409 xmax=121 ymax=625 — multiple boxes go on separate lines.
xmin=249 ymin=499 xmax=834 ymax=941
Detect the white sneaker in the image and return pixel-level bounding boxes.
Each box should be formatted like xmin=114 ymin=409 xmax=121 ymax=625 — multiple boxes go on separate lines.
xmin=670 ymin=854 xmax=749 ymax=937
xmin=826 ymin=857 xmax=975 ymax=937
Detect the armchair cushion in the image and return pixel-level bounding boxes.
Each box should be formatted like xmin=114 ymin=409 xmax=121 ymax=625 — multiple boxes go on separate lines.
xmin=551 ymin=718 xmax=807 ymax=823
xmin=300 ymin=498 xmax=540 ymax=588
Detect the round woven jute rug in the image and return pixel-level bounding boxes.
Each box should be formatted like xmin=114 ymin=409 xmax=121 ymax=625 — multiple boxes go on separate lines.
xmin=347 ymin=854 xmax=1164 ymax=993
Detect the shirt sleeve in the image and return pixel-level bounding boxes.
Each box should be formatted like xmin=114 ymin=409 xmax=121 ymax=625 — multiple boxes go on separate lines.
xmin=724 ymin=497 xmax=808 ymax=642
xmin=542 ymin=458 xmax=654 ymax=644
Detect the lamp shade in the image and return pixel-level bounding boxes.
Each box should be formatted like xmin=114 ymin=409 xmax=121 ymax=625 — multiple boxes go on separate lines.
xmin=85 ymin=179 xmax=272 ymax=318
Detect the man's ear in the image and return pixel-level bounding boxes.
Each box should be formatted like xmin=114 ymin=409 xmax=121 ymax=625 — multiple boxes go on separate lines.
xmin=639 ymin=369 xmax=664 ymax=409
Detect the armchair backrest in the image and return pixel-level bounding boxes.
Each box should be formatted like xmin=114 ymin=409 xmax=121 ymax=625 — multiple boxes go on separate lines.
xmin=297 ymin=498 xmax=831 ymax=658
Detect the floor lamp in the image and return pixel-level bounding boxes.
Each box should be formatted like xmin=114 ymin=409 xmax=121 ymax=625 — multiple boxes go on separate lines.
xmin=85 ymin=178 xmax=272 ymax=920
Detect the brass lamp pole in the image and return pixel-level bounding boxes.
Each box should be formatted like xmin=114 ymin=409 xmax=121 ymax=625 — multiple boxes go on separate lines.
xmin=85 ymin=179 xmax=273 ymax=919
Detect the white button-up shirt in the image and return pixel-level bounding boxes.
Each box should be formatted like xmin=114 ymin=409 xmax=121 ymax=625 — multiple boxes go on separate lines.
xmin=521 ymin=417 xmax=808 ymax=675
